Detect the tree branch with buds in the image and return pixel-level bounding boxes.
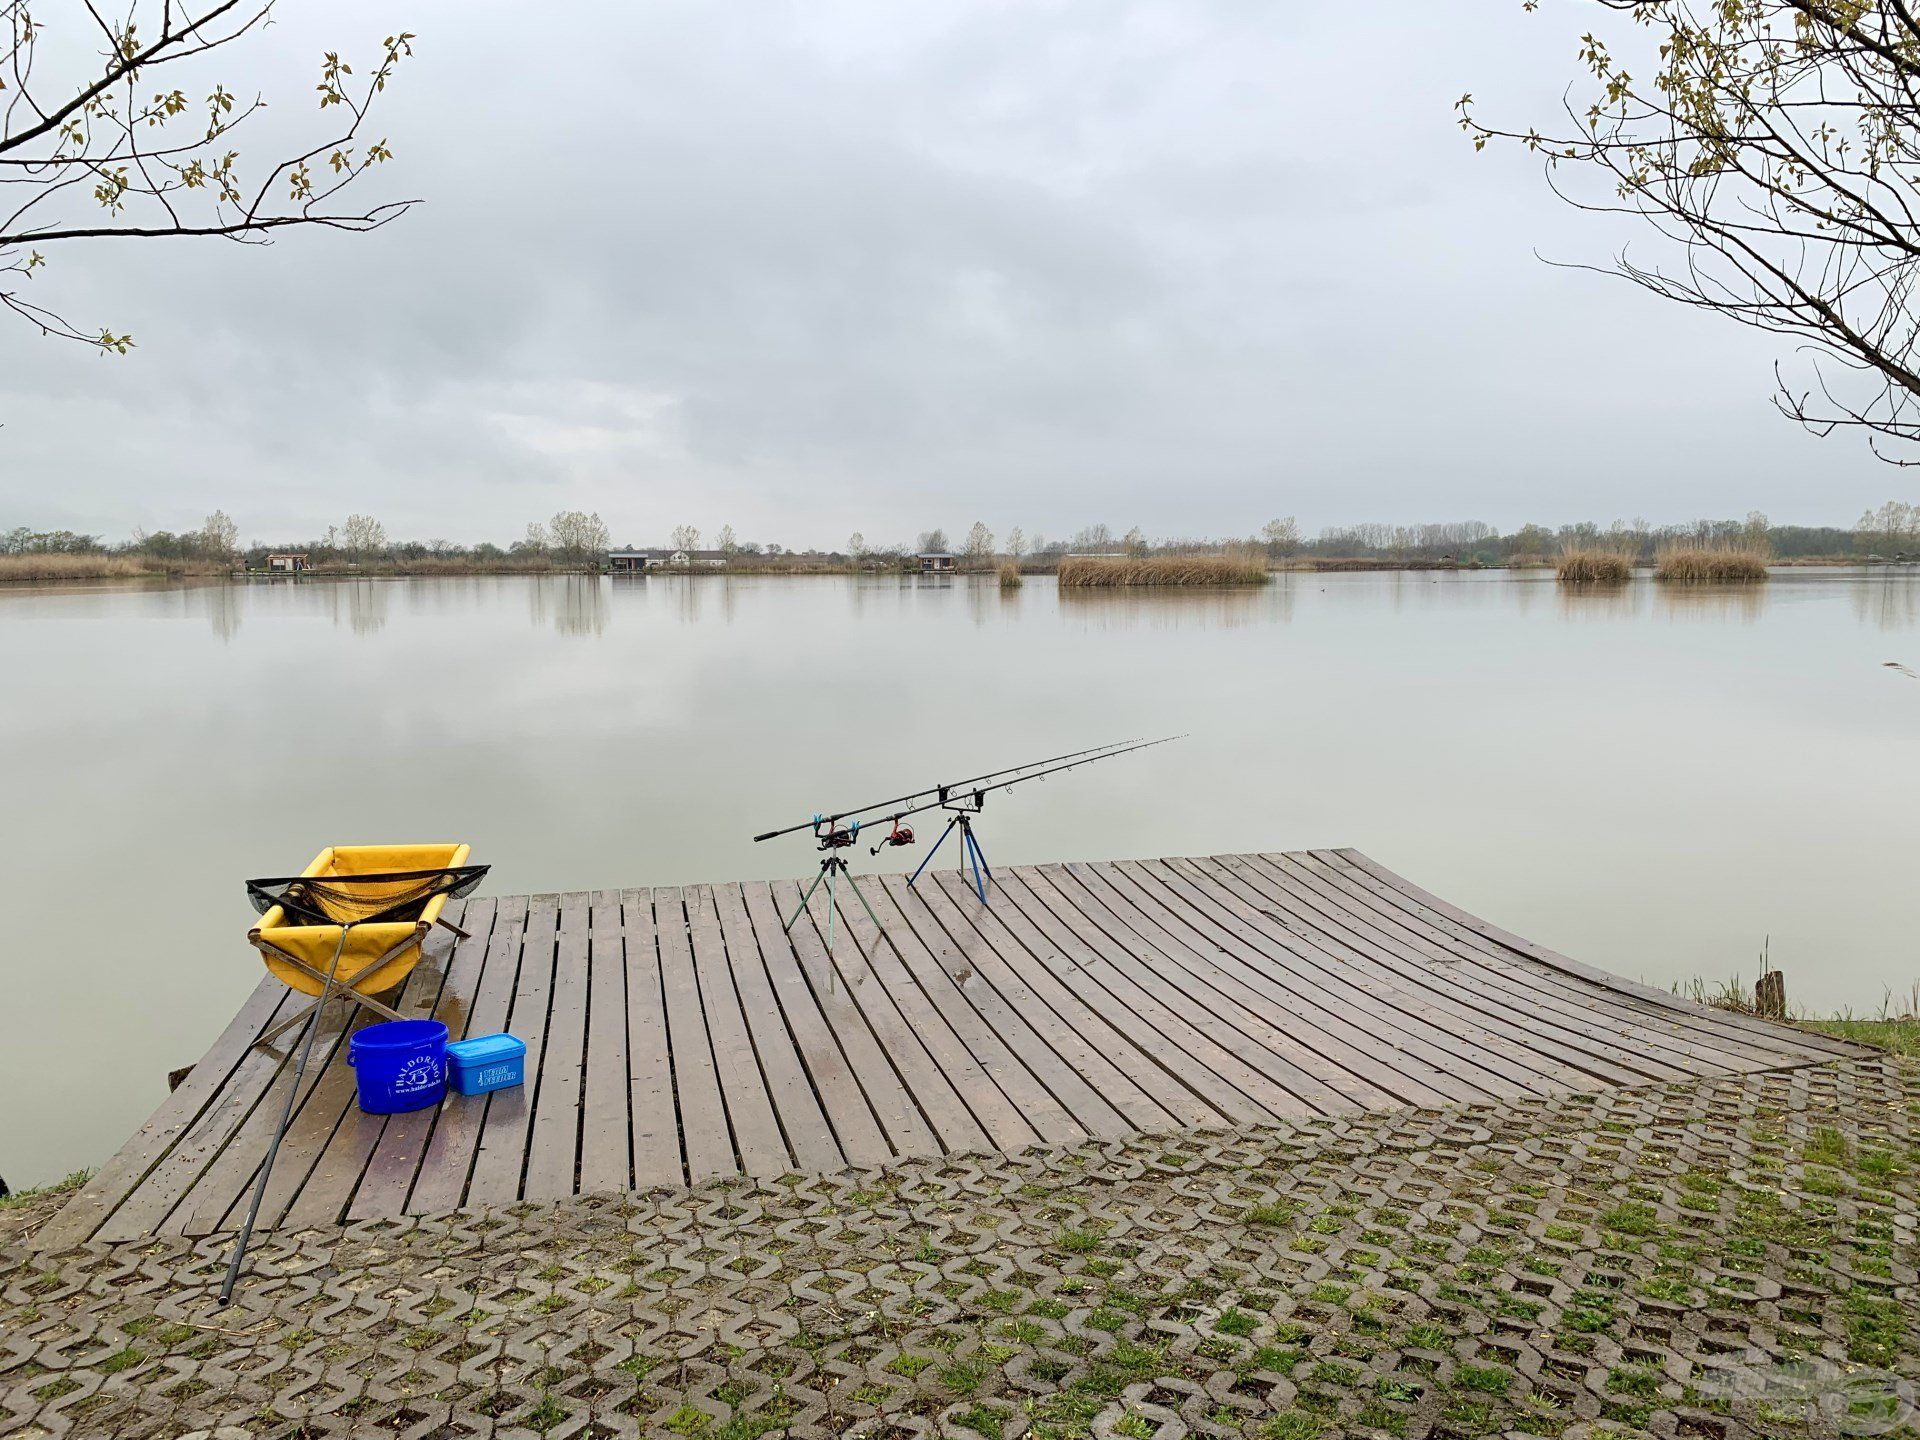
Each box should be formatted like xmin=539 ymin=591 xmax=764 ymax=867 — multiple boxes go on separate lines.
xmin=0 ymin=1 xmax=417 ymax=352
xmin=1464 ymin=0 xmax=1920 ymax=462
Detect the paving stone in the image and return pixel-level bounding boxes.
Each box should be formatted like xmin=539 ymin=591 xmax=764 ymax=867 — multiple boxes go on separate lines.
xmin=1 ymin=1057 xmax=1915 ymax=1438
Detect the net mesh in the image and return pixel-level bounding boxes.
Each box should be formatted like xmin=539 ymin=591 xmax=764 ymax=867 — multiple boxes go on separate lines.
xmin=246 ymin=866 xmax=490 ymax=928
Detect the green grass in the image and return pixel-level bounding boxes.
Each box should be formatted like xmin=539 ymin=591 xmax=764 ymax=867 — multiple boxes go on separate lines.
xmin=1243 ymin=1200 xmax=1297 ymax=1227
xmin=0 ymin=1169 xmax=89 ymax=1209
xmin=1797 ymin=1018 xmax=1920 ymax=1056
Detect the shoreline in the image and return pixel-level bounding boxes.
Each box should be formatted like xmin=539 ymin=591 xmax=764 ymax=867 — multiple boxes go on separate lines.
xmin=6 ymin=553 xmax=1917 ymax=585
xmin=6 ymin=1015 xmax=1910 ymax=1222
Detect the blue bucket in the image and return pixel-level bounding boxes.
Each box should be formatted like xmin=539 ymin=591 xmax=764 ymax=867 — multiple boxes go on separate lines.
xmin=347 ymin=1019 xmax=448 ymax=1114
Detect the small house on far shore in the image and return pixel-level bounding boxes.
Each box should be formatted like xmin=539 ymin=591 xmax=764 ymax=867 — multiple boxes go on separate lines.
xmin=266 ymin=552 xmax=310 ymax=573
xmin=609 ymin=548 xmax=730 ymax=572
xmin=917 ymin=551 xmax=957 ymax=573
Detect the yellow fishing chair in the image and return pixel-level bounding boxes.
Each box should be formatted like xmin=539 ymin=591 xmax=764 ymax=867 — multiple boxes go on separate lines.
xmin=247 ymin=844 xmax=479 ymax=1048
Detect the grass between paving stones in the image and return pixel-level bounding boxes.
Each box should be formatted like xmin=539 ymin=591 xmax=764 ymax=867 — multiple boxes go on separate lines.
xmin=1801 ymin=1016 xmax=1920 ymax=1057
xmin=3 ymin=1059 xmax=1916 ymax=1439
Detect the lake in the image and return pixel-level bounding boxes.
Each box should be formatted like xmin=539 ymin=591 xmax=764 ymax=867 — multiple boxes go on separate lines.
xmin=4 ymin=567 xmax=1918 ymax=1189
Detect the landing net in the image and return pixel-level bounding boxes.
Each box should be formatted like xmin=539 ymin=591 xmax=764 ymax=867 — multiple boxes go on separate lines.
xmin=244 ymin=866 xmax=490 ymax=928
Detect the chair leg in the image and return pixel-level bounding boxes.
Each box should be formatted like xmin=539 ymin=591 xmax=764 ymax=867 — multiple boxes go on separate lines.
xmin=250 ymin=933 xmax=419 ymax=1049
xmin=435 ymin=916 xmax=472 ymax=940
xmin=254 ymin=985 xmax=406 ymax=1050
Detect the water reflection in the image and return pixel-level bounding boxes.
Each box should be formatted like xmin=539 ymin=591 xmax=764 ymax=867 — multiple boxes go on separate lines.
xmin=181 ymin=580 xmax=245 ymax=641
xmin=1652 ymin=582 xmax=1767 ymax=624
xmin=327 ymin=578 xmax=390 ymax=635
xmin=527 ymin=574 xmax=607 ymax=636
xmin=1056 ymin=583 xmax=1279 ymax=630
xmin=1508 ymin=571 xmax=1547 ymax=617
xmin=1852 ymin=573 xmax=1920 ymax=630
xmin=1554 ymin=582 xmax=1640 ymax=624
xmin=966 ymin=576 xmax=993 ymax=627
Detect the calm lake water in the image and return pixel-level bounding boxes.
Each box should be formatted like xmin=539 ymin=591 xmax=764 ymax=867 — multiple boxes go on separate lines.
xmin=4 ymin=568 xmax=1919 ymax=1187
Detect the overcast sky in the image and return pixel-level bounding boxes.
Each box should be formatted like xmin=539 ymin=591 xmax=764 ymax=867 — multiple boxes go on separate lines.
xmin=0 ymin=0 xmax=1904 ymax=549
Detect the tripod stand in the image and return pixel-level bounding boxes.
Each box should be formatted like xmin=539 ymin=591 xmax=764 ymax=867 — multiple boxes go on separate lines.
xmin=784 ymin=848 xmax=884 ymax=959
xmin=907 ymin=807 xmax=993 ymax=902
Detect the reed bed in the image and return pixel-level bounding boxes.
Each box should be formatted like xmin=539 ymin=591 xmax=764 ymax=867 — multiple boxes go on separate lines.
xmin=1653 ymin=542 xmax=1771 ymax=583
xmin=997 ymin=559 xmax=1023 ymax=588
xmin=0 ymin=553 xmax=149 ymax=582
xmin=1554 ymin=545 xmax=1634 ymax=585
xmin=1056 ymin=554 xmax=1268 ymax=587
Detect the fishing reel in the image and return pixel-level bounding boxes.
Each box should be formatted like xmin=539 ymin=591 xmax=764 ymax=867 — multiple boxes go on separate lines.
xmin=812 ymin=816 xmax=859 ymax=851
xmin=869 ymin=818 xmax=916 ymax=855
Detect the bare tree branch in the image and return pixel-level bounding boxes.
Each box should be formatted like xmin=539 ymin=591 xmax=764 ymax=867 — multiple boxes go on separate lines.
xmin=0 ymin=2 xmax=417 ymax=352
xmin=1466 ymin=1 xmax=1920 ymax=459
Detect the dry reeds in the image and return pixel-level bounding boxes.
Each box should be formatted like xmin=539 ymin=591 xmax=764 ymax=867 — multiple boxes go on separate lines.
xmin=0 ymin=553 xmax=148 ymax=582
xmin=997 ymin=560 xmax=1023 ymax=588
xmin=1653 ymin=542 xmax=1770 ymax=583
xmin=1056 ymin=554 xmax=1268 ymax=587
xmin=1555 ymin=544 xmax=1634 ymax=585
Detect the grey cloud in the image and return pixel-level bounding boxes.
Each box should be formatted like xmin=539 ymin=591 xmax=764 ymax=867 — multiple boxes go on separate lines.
xmin=0 ymin=0 xmax=1901 ymax=546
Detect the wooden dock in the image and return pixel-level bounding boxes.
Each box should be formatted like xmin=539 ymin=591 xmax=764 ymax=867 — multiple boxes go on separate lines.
xmin=41 ymin=849 xmax=1862 ymax=1248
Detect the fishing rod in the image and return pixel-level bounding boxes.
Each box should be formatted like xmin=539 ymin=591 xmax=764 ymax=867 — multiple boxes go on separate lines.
xmin=756 ymin=736 xmax=1183 ymax=944
xmin=862 ymin=734 xmax=1183 ymax=837
xmin=751 ymin=737 xmax=1154 ymax=844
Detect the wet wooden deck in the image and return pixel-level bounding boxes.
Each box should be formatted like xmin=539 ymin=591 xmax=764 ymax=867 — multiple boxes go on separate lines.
xmin=41 ymin=849 xmax=1863 ymax=1247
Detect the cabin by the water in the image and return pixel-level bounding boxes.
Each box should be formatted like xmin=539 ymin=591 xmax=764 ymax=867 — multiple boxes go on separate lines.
xmin=608 ymin=548 xmax=730 ymax=572
xmin=917 ymin=551 xmax=957 ymax=572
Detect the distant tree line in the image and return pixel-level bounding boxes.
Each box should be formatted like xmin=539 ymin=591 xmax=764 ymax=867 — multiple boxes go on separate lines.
xmin=11 ymin=506 xmax=1920 ymax=569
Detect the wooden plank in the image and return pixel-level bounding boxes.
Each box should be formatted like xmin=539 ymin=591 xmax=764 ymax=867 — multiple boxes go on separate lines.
xmin=1249 ymin=851 xmax=1751 ymax=1078
xmin=409 ymin=894 xmax=531 ymax=1214
xmin=848 ymin=879 xmax=1090 ymax=1152
xmin=1248 ymin=854 xmax=1722 ymax=1081
xmin=1157 ymin=855 xmax=1611 ymax=1095
xmin=1084 ymin=861 xmax=1486 ymax=1109
xmin=773 ymin=878 xmax=990 ymax=1151
xmin=899 ymin=872 xmax=1163 ymax=1135
xmin=146 ymin=973 xmax=384 ymax=1239
xmin=1324 ymin=851 xmax=1857 ymax=1066
xmin=926 ymin=869 xmax=1224 ymax=1131
xmin=1061 ymin=862 xmax=1444 ymax=1109
xmin=984 ymin=870 xmax=1289 ymax=1126
xmin=577 ymin=891 xmax=633 ymax=1197
xmin=791 ymin=875 xmax=1044 ymax=1159
xmin=736 ymin=882 xmax=931 ymax=1164
xmin=756 ymin=879 xmax=983 ymax=1152
xmin=276 ymin=918 xmax=467 ymax=1232
xmin=1019 ymin=865 xmax=1340 ymax=1118
xmin=348 ymin=899 xmax=499 ymax=1220
xmin=522 ymin=893 xmax=592 ymax=1202
xmin=709 ymin=882 xmax=855 ymax=1171
xmin=466 ymin=896 xmax=559 ymax=1205
xmin=655 ymin=886 xmax=739 ymax=1183
xmin=39 ymin=978 xmax=294 ymax=1249
xmin=686 ymin=884 xmax=790 ymax=1174
xmin=877 ymin=876 xmax=1133 ymax=1140
xmin=1252 ymin=851 xmax=1718 ymax=1074
xmin=1132 ymin=857 xmax=1598 ymax=1097
xmin=622 ymin=889 xmax=684 ymax=1188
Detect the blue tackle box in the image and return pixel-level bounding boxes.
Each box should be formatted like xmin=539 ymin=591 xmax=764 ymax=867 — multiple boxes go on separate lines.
xmin=445 ymin=1033 xmax=526 ymax=1097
